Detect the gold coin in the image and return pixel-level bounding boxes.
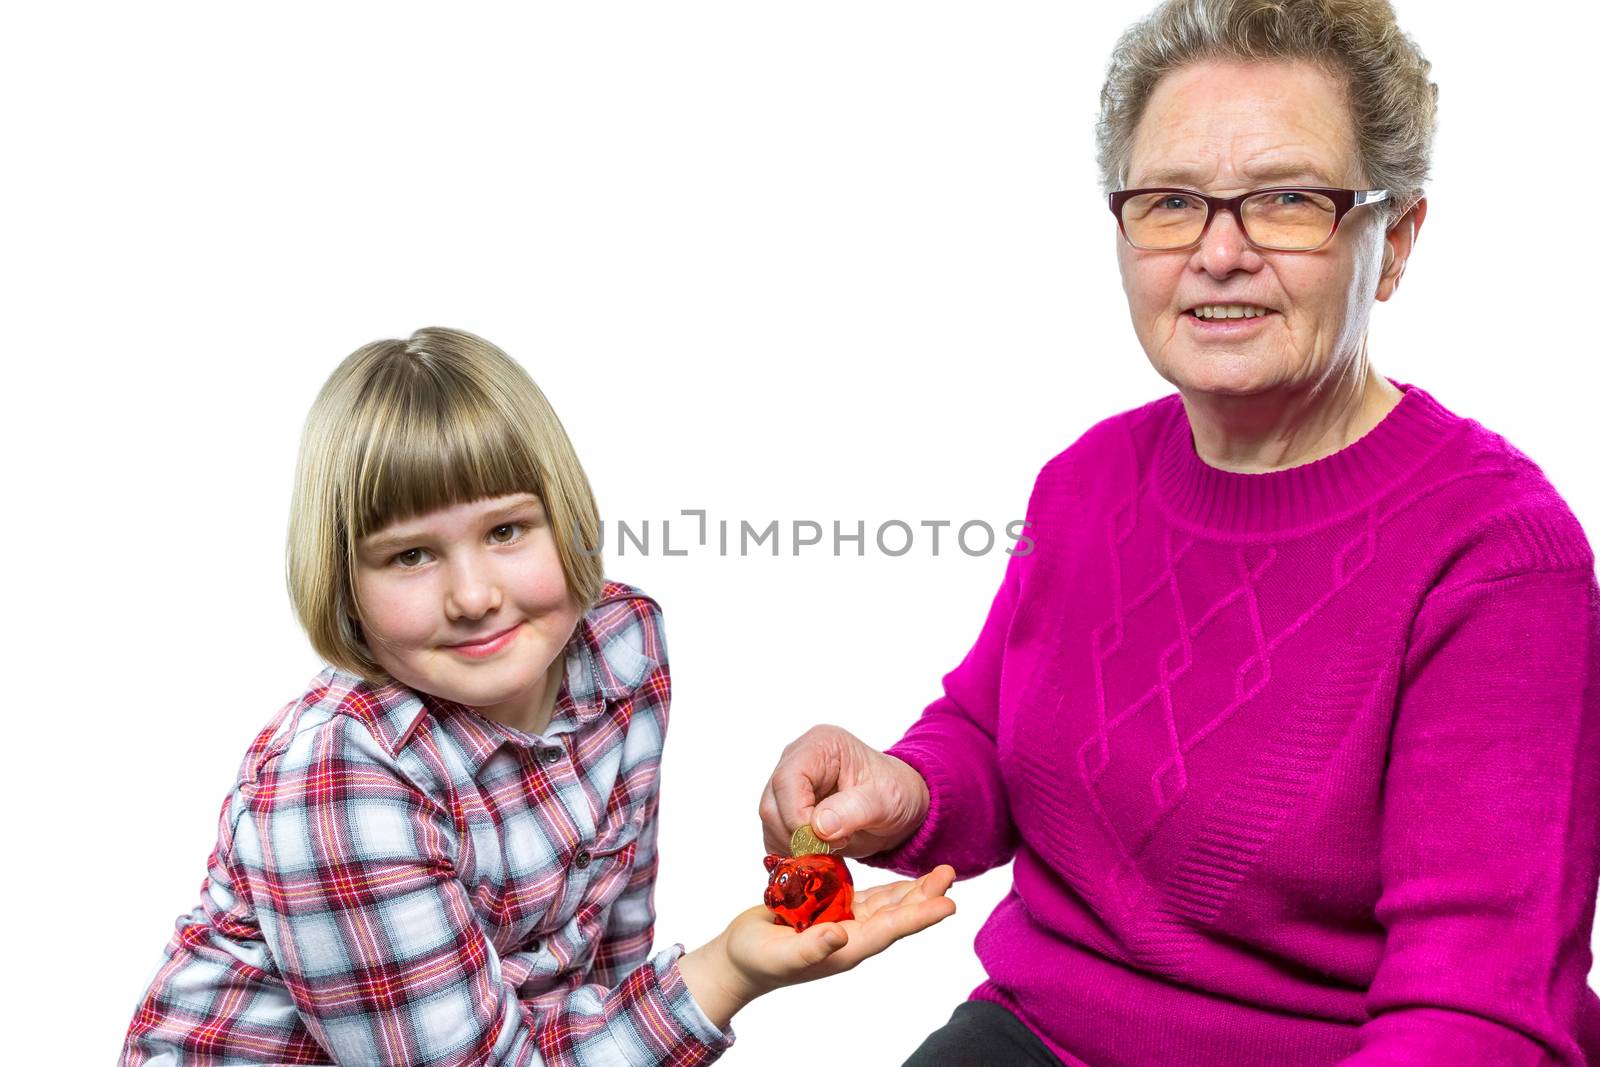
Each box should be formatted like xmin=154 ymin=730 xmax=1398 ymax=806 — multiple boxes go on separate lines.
xmin=790 ymin=823 xmax=833 ymax=857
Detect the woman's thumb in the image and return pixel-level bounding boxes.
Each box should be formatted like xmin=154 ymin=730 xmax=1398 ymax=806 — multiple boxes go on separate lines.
xmin=812 ymin=786 xmax=882 ymax=841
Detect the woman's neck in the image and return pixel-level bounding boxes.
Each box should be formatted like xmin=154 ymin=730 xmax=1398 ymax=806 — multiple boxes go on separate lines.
xmin=1180 ymin=358 xmax=1402 ymax=474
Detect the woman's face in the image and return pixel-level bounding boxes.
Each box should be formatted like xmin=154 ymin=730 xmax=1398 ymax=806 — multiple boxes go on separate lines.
xmin=1115 ymin=59 xmax=1406 ymax=399
xmin=352 ymin=491 xmax=581 ymax=733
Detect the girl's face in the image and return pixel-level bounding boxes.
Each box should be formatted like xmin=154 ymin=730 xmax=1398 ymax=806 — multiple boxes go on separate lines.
xmin=351 ymin=491 xmax=581 ymax=736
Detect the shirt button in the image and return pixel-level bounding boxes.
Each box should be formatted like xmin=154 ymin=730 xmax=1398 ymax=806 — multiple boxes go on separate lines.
xmin=574 ymin=849 xmax=592 ymax=869
xmin=539 ymin=746 xmax=563 ymax=765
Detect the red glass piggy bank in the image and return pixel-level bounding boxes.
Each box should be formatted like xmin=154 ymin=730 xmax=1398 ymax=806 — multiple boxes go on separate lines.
xmin=763 ymin=852 xmax=854 ymax=932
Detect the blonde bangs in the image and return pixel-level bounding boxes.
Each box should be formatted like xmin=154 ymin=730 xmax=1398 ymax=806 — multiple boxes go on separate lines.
xmin=344 ymin=359 xmax=545 ymax=543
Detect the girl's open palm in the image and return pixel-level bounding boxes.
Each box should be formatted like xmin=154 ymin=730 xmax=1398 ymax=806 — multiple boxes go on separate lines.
xmin=725 ymin=864 xmax=957 ymax=994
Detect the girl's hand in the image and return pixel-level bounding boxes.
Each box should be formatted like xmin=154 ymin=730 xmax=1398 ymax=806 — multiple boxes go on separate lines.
xmin=676 ymin=866 xmax=957 ymax=1029
xmin=731 ymin=863 xmax=957 ymax=988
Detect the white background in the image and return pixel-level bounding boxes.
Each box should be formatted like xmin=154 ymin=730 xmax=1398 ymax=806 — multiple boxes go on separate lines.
xmin=4 ymin=1 xmax=1598 ymax=1062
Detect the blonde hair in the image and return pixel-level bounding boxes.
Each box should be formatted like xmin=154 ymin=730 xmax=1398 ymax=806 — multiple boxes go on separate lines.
xmin=286 ymin=327 xmax=604 ymax=683
xmin=1096 ymin=0 xmax=1438 ymax=221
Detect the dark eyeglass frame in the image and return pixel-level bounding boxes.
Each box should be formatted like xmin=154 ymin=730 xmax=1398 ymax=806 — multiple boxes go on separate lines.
xmin=1107 ymin=186 xmax=1392 ymax=252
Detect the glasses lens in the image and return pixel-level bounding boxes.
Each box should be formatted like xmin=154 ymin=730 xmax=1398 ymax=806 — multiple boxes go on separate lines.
xmin=1119 ymin=191 xmax=1207 ymax=249
xmin=1241 ymin=190 xmax=1337 ymax=250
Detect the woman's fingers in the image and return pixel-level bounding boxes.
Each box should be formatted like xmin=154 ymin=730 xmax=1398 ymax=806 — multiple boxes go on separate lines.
xmin=810 ymin=784 xmax=887 ymax=843
xmin=758 ymin=726 xmax=931 ymax=861
xmin=767 ymin=748 xmax=827 ymax=839
xmin=758 ymin=780 xmax=789 ymax=855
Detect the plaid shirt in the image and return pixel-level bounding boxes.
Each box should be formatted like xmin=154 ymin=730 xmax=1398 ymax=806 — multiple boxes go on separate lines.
xmin=121 ymin=582 xmax=734 ymax=1066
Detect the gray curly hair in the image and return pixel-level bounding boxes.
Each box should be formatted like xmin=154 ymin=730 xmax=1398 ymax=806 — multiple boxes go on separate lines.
xmin=1095 ymin=0 xmax=1438 ymax=221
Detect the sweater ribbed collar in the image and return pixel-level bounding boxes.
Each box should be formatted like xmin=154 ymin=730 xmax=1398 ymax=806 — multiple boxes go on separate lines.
xmin=1153 ymin=378 xmax=1466 ymax=537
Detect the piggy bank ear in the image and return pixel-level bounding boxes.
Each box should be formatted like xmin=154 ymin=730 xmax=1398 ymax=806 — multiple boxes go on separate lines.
xmin=805 ymin=873 xmax=825 ymax=894
xmin=764 ymin=854 xmax=783 ymax=873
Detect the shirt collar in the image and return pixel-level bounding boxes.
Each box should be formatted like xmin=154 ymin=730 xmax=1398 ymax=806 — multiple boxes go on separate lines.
xmin=336 ymin=583 xmax=658 ymax=758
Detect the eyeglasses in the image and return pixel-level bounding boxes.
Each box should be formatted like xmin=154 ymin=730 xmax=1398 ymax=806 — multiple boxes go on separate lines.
xmin=1108 ymin=186 xmax=1391 ymax=252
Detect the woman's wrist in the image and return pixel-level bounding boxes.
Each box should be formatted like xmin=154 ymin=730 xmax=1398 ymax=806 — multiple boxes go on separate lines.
xmin=675 ymin=931 xmax=761 ymax=1031
xmin=882 ymin=752 xmax=932 ymax=852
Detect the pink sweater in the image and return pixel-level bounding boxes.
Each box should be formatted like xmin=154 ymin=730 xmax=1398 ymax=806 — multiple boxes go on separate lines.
xmin=866 ymin=381 xmax=1600 ymax=1066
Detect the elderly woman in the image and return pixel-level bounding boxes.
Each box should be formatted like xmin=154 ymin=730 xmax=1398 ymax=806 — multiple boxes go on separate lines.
xmin=759 ymin=0 xmax=1600 ymax=1064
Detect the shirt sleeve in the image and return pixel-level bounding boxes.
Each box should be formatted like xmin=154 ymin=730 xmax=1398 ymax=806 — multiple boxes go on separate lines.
xmin=234 ymin=717 xmax=732 ymax=1067
xmin=1339 ymin=565 xmax=1600 ymax=1066
xmin=859 ymin=462 xmax=1061 ymax=880
xmin=588 ymin=791 xmax=660 ymax=991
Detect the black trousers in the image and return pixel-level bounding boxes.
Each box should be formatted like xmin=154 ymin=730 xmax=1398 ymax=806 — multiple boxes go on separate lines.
xmin=902 ymin=1000 xmax=1065 ymax=1066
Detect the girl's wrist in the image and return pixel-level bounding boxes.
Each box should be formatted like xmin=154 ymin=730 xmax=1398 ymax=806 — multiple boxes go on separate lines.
xmin=676 ymin=931 xmax=760 ymax=1031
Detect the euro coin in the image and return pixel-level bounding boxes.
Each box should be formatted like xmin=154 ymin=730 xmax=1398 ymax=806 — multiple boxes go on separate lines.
xmin=790 ymin=823 xmax=833 ymax=857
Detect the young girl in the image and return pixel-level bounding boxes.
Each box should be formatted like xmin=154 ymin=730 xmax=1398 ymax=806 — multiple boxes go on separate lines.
xmin=119 ymin=327 xmax=955 ymax=1065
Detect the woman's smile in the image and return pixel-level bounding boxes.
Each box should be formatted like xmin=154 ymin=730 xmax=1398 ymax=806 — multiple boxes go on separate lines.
xmin=1180 ymin=306 xmax=1281 ymax=340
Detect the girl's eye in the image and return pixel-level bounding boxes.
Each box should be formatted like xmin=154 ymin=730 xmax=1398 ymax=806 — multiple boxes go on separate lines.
xmin=387 ymin=522 xmax=529 ymax=569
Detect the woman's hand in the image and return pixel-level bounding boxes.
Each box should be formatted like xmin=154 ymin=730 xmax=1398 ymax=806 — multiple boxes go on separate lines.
xmin=758 ymin=724 xmax=931 ymax=858
xmin=677 ymin=866 xmax=957 ymax=1029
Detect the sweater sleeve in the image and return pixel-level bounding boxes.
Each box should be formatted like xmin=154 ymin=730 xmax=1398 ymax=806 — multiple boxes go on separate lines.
xmin=1340 ymin=565 xmax=1600 ymax=1066
xmin=862 ymin=549 xmax=1024 ymax=879
xmin=860 ymin=461 xmax=1062 ymax=881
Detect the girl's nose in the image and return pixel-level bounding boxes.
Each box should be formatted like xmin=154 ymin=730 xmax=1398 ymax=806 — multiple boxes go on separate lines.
xmin=445 ymin=557 xmax=503 ymax=620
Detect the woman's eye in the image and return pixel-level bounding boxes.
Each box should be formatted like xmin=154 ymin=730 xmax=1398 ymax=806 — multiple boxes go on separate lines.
xmin=1157 ymin=195 xmax=1197 ymax=211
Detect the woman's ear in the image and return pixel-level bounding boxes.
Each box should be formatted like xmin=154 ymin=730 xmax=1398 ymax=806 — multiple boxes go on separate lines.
xmin=1376 ymin=195 xmax=1427 ymax=303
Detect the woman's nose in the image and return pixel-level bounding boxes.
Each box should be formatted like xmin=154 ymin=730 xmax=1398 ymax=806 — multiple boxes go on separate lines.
xmin=1192 ymin=207 xmax=1260 ymax=277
